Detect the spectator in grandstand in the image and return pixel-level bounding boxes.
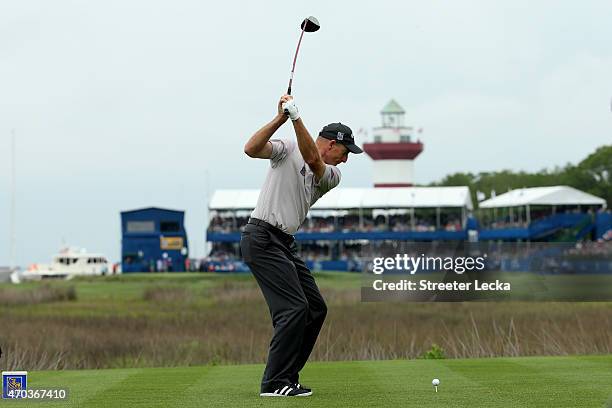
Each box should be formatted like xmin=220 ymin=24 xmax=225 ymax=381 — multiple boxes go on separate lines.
xmin=240 ymin=94 xmax=363 ymax=397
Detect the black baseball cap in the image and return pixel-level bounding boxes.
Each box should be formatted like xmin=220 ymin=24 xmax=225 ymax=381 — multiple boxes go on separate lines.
xmin=318 ymin=123 xmax=363 ymax=154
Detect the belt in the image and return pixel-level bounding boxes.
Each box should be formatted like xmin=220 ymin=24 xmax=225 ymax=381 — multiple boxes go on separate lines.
xmin=247 ymin=218 xmax=294 ymax=241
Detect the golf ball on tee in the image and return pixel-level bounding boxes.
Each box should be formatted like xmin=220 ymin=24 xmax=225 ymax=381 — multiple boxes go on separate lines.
xmin=432 ymin=379 xmax=440 ymax=386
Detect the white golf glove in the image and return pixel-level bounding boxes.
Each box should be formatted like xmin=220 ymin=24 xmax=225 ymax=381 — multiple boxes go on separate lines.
xmin=282 ymin=99 xmax=300 ymax=121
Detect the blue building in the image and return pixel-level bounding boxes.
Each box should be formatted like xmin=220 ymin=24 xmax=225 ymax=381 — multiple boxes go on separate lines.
xmin=121 ymin=207 xmax=189 ymax=272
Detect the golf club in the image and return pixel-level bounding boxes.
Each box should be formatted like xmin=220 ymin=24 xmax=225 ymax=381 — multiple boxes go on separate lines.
xmin=286 ymin=16 xmax=320 ymax=96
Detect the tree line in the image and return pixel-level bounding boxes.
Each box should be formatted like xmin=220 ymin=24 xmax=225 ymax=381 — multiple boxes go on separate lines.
xmin=429 ymin=145 xmax=612 ymax=208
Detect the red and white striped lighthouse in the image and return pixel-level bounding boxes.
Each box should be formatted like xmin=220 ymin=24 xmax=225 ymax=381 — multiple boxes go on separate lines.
xmin=363 ymin=99 xmax=423 ymax=187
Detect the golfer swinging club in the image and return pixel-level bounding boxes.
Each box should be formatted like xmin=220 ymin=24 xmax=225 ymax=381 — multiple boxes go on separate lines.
xmin=241 ymin=95 xmax=362 ymax=397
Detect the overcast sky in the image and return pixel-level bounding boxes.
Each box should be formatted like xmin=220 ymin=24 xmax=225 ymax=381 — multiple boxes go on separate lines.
xmin=1 ymin=0 xmax=611 ymax=266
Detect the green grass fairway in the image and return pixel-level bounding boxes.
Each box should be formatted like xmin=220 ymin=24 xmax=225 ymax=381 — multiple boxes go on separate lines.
xmin=4 ymin=355 xmax=611 ymax=407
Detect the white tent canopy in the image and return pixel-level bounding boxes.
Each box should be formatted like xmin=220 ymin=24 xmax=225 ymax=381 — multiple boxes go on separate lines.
xmin=479 ymin=186 xmax=606 ymax=209
xmin=208 ymin=190 xmax=260 ymax=210
xmin=209 ymin=186 xmax=473 ymax=211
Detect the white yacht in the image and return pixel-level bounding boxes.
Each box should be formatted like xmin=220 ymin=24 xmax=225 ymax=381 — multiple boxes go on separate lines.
xmin=0 ymin=267 xmax=15 ymax=283
xmin=22 ymin=247 xmax=110 ymax=280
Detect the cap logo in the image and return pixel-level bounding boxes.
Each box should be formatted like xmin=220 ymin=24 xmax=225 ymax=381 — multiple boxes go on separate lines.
xmin=337 ymin=132 xmax=344 ymax=140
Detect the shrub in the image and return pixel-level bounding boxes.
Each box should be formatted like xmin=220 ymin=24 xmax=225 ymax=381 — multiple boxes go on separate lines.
xmin=0 ymin=285 xmax=77 ymax=305
xmin=422 ymin=344 xmax=445 ymax=359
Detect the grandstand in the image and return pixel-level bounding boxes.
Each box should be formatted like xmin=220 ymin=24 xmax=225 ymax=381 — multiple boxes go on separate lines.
xmin=203 ymin=185 xmax=611 ymax=272
xmin=478 ymin=186 xmax=609 ymax=241
xmin=206 ymin=186 xmax=475 ymax=271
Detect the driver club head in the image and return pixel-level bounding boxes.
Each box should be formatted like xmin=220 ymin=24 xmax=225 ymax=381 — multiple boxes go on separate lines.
xmin=301 ymin=16 xmax=320 ymax=32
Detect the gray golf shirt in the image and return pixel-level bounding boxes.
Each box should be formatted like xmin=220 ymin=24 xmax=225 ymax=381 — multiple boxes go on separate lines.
xmin=250 ymin=138 xmax=341 ymax=235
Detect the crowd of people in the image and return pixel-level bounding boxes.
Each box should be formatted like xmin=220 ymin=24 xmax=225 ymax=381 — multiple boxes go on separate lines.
xmin=207 ymin=208 xmax=610 ymax=235
xmin=480 ymin=207 xmax=606 ymax=230
xmin=299 ymin=244 xmax=363 ymax=262
xmin=208 ymin=215 xmax=249 ymax=233
xmin=301 ymin=214 xmax=464 ymax=233
xmin=200 ymin=209 xmax=611 ymax=271
xmin=208 ymin=213 xmax=464 ymax=234
xmin=196 ymin=236 xmax=611 ymax=274
xmin=565 ymin=238 xmax=612 ymax=257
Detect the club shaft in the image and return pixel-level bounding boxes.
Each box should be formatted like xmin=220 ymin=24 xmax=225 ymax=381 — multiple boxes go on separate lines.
xmin=287 ymin=26 xmax=306 ymax=95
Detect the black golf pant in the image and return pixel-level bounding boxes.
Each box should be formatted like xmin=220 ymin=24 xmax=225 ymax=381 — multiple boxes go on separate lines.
xmin=240 ymin=221 xmax=327 ymax=392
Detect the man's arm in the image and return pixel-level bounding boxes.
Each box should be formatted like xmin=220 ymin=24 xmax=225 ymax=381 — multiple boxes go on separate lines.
xmin=244 ymin=115 xmax=286 ymax=159
xmin=243 ymin=96 xmax=290 ymax=159
xmin=282 ymin=96 xmax=326 ymax=180
xmin=291 ymin=118 xmax=326 ymax=180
